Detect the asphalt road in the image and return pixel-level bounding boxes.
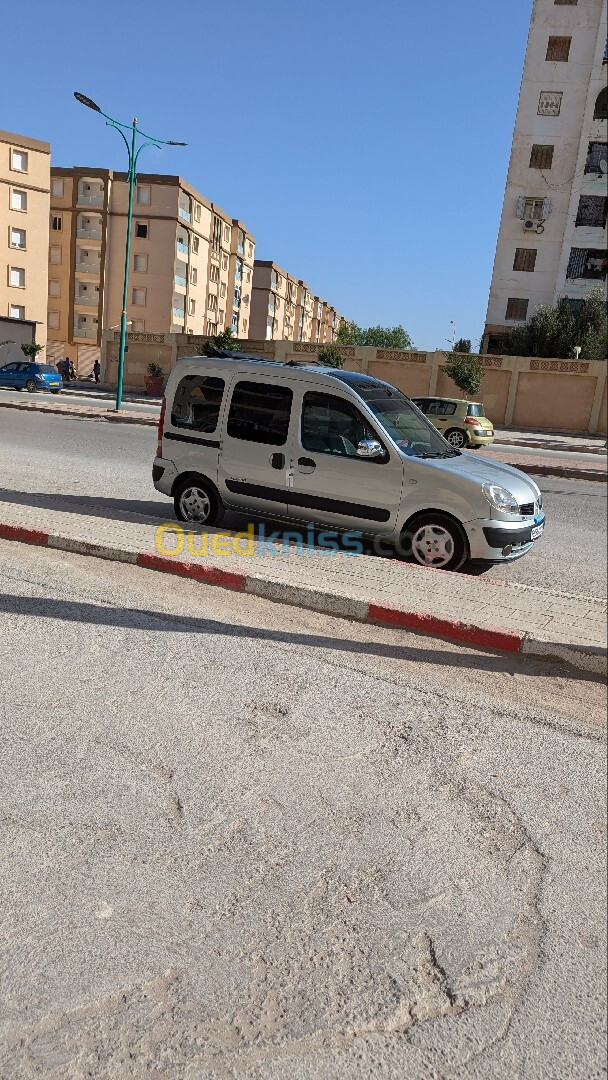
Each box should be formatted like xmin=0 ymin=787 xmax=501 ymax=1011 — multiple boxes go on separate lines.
xmin=0 ymin=539 xmax=605 ymax=1078
xmin=0 ymin=410 xmax=605 ymax=599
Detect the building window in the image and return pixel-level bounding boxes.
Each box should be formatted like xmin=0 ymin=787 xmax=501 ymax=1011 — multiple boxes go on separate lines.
xmin=9 ymin=267 xmax=25 ymax=288
xmin=10 ymin=189 xmax=27 ymax=212
xmin=51 ymin=215 xmax=62 ymax=231
xmin=546 ymin=36 xmax=571 ymax=62
xmin=594 ymin=87 xmax=608 ymax=120
xmin=208 ymin=294 xmax=218 ymax=312
xmin=192 ymin=236 xmax=200 ymax=254
xmin=222 ymin=255 xmax=228 ymax=271
xmin=266 ymin=316 xmax=275 ymax=339
xmin=223 ymin=224 xmax=230 ymax=242
xmin=513 ymin=248 xmax=537 ymax=272
xmin=49 ymin=245 xmax=61 ymax=265
xmin=219 ymin=283 xmax=226 ymax=298
xmin=585 ymin=142 xmax=608 ymax=174
xmin=48 ymin=279 xmax=61 ymax=297
xmin=210 ymin=264 xmax=220 ymax=284
xmin=132 ymin=287 xmax=146 ymax=305
xmin=133 ymin=253 xmax=148 ymax=272
xmin=135 ymin=221 xmax=148 ymax=239
xmin=538 ymin=91 xmax=562 ymax=116
xmin=234 ymin=286 xmax=241 ymax=306
xmin=194 ymin=202 xmax=201 ymax=223
xmin=9 ymin=304 xmax=25 ymax=320
xmin=505 ymin=298 xmax=529 ymax=321
xmin=566 ymin=248 xmax=608 ymax=279
xmin=235 ymin=258 xmax=243 ymax=282
xmin=51 ymin=178 xmax=64 ymax=198
xmin=131 ymin=320 xmax=145 ymax=332
xmin=575 ymin=196 xmax=608 ymax=228
xmin=237 ymin=229 xmax=245 ymax=254
xmin=231 ymin=310 xmax=239 ymax=331
xmin=48 ymin=310 xmax=60 ymax=329
xmin=10 ymin=227 xmax=26 ymax=249
xmin=136 ymin=184 xmax=151 ymax=205
xmin=11 ymin=149 xmax=28 ymax=172
xmin=242 ymin=318 xmax=248 ymax=333
xmin=190 ymin=267 xmax=197 ymax=285
xmin=517 ymin=195 xmax=550 ymax=221
xmin=189 ymin=298 xmax=196 ymax=315
xmin=212 ymin=217 xmax=222 ymax=252
xmin=248 ymin=242 xmax=254 ymax=257
xmin=529 ymin=144 xmax=554 ymax=170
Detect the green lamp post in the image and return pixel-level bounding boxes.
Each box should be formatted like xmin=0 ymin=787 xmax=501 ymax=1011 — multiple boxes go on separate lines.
xmin=74 ymin=92 xmax=186 ymax=410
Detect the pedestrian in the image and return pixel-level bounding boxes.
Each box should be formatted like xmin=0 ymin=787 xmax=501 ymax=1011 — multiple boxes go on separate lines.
xmin=69 ymin=360 xmax=77 ymax=381
xmin=62 ymin=358 xmax=71 ymax=381
xmin=93 ymin=360 xmax=101 ymax=384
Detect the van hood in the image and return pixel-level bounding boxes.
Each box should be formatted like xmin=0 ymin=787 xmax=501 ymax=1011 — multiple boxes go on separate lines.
xmin=409 ymin=450 xmax=540 ymax=503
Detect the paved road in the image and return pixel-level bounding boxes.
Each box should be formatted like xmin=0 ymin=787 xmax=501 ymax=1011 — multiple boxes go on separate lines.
xmin=0 ymin=410 xmax=606 ymax=599
xmin=0 ymin=539 xmax=605 ymax=1079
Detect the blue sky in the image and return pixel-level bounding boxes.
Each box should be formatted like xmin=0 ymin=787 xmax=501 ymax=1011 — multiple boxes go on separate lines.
xmin=4 ymin=0 xmax=532 ymax=349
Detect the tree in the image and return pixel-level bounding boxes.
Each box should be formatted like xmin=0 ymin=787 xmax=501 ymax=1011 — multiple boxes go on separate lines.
xmin=196 ymin=327 xmax=241 ymax=357
xmin=453 ymin=338 xmax=471 ymax=353
xmin=20 ymin=342 xmax=43 ymax=361
xmin=335 ymin=322 xmax=414 ymax=349
xmin=500 ymin=288 xmax=607 ymax=360
xmin=442 ymin=352 xmax=484 ymax=397
xmin=317 ymin=344 xmax=345 ymax=369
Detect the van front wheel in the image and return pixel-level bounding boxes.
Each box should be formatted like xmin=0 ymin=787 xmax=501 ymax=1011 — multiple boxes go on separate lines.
xmin=401 ymin=513 xmax=468 ymax=571
xmin=174 ymin=477 xmax=220 ymax=526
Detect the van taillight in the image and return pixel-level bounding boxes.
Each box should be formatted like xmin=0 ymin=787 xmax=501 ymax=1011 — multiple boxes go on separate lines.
xmin=157 ymin=397 xmax=166 ymax=457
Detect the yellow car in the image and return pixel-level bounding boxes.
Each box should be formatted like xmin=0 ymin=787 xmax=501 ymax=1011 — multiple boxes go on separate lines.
xmin=410 ymin=396 xmax=495 ymax=450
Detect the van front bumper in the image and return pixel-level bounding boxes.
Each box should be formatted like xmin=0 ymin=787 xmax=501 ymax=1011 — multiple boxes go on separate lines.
xmin=465 ymin=516 xmax=545 ymax=561
xmin=152 ymin=456 xmax=178 ymax=496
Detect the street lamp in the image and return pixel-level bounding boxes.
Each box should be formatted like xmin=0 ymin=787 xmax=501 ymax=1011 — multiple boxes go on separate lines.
xmin=74 ymin=92 xmax=186 ymax=410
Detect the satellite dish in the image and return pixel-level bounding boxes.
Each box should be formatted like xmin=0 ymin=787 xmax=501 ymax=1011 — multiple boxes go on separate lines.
xmin=599 ymin=158 xmax=608 ymax=174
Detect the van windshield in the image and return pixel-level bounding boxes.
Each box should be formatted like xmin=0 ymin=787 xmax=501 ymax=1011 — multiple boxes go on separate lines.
xmin=349 ymin=384 xmax=460 ymax=458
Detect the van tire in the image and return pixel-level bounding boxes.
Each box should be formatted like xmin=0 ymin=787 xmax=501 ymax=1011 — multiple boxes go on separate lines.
xmin=399 ymin=512 xmax=468 ymax=572
xmin=173 ymin=476 xmax=222 ymax=526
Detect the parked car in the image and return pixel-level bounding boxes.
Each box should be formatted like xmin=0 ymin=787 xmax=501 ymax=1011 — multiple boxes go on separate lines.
xmin=0 ymin=361 xmax=63 ymax=394
xmin=410 ymin=396 xmax=494 ymax=449
xmin=152 ymin=353 xmax=544 ymax=571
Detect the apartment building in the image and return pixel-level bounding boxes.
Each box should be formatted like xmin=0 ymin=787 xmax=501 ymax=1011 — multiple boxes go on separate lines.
xmin=483 ymin=0 xmax=607 ymax=353
xmin=46 ymin=168 xmax=254 ymax=364
xmin=1 ymin=129 xmax=50 ymax=348
xmin=251 ymin=261 xmax=341 ymax=342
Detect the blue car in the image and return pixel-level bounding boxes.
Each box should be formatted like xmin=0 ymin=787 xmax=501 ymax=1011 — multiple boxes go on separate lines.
xmin=0 ymin=361 xmax=63 ymax=393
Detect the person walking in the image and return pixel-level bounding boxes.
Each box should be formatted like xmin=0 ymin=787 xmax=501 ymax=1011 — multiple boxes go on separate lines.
xmin=93 ymin=360 xmax=101 ymax=384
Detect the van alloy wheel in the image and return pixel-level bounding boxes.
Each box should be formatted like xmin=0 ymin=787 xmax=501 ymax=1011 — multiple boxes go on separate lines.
xmin=173 ymin=477 xmax=221 ymax=526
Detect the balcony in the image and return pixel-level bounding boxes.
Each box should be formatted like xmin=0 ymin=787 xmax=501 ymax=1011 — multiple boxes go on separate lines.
xmin=74 ymin=294 xmax=98 ymax=307
xmin=176 ymin=240 xmax=188 ymax=255
xmin=178 ymin=206 xmax=191 ymax=223
xmin=77 ymin=227 xmax=102 ymax=240
xmin=172 ymin=306 xmax=185 ymax=322
xmin=174 ymin=275 xmax=187 ymax=291
xmin=74 ymin=327 xmax=98 ymax=339
xmin=77 ymin=192 xmax=104 ymax=207
xmin=75 ymin=262 xmax=101 ymax=275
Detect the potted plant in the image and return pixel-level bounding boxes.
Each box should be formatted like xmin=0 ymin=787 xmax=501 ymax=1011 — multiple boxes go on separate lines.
xmin=144 ymin=362 xmax=164 ymax=397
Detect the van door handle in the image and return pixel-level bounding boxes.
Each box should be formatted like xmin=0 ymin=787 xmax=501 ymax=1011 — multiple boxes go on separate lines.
xmin=297 ymin=457 xmax=316 ymax=473
xmin=269 ymin=452 xmax=285 ymax=469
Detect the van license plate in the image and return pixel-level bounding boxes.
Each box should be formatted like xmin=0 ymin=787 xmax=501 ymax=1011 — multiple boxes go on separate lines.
xmin=531 ymin=524 xmax=544 ymax=540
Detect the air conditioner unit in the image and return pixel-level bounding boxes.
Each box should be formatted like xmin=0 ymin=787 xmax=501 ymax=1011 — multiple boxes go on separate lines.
xmin=523 ymin=219 xmax=536 ymax=231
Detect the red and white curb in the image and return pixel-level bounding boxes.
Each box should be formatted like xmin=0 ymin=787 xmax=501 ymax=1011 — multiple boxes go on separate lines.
xmin=0 ymin=521 xmax=605 ymax=676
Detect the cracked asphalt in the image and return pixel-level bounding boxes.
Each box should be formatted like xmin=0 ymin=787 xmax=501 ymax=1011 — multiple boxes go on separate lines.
xmin=0 ymin=540 xmax=605 ymax=1079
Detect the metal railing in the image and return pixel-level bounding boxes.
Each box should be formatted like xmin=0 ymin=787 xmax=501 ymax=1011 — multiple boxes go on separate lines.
xmin=77 ymin=194 xmax=104 ymax=207
xmin=172 ymin=307 xmax=185 ymax=322
xmin=74 ymin=327 xmax=98 ymax=339
xmin=176 ymin=241 xmax=188 ymax=254
xmin=75 ymin=262 xmax=101 ymax=274
xmin=178 ymin=207 xmax=191 ymax=222
xmin=74 ymin=294 xmax=98 ymax=306
xmin=174 ymin=275 xmax=187 ymax=288
xmin=77 ymin=228 xmax=102 ymax=240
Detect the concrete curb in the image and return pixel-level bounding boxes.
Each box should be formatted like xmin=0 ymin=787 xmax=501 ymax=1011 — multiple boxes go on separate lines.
xmin=497 ymin=460 xmax=607 ymax=483
xmin=0 ymin=400 xmax=157 ymax=427
xmin=1 ymin=520 xmax=604 ymax=677
xmin=495 ymin=437 xmax=607 ymax=456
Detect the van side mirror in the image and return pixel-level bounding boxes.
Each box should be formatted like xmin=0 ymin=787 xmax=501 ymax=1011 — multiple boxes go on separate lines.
xmin=357 ymin=439 xmax=384 ymax=459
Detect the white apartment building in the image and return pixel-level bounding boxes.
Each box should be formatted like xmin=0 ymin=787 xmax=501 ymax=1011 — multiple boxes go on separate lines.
xmin=483 ymin=0 xmax=607 ymax=352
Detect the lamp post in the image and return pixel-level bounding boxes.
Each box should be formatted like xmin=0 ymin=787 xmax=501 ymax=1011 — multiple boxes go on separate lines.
xmin=74 ymin=92 xmax=186 ymax=410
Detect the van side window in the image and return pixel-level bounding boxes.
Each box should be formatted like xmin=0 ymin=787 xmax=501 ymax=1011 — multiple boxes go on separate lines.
xmin=301 ymin=392 xmax=384 ymax=459
xmin=227 ymin=380 xmax=292 ymax=446
xmin=171 ymin=375 xmax=225 ymax=433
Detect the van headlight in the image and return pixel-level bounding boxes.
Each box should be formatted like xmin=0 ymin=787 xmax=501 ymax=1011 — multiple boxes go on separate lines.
xmin=482 ymin=483 xmax=518 ymax=514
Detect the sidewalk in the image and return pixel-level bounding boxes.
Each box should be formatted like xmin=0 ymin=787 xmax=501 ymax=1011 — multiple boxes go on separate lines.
xmin=0 ymin=497 xmax=605 ymax=674
xmin=495 ymin=427 xmax=606 ymax=455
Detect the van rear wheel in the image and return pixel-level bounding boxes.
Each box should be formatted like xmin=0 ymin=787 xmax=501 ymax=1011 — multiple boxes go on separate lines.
xmin=401 ymin=512 xmax=468 ymax=571
xmin=174 ymin=477 xmax=221 ymax=526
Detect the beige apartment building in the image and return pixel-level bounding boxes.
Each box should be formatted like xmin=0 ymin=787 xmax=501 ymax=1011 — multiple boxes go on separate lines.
xmin=483 ymin=0 xmax=607 ymax=352
xmin=250 ymin=260 xmax=341 ymax=343
xmin=46 ymin=168 xmax=255 ymax=366
xmin=1 ymin=129 xmax=50 ymax=349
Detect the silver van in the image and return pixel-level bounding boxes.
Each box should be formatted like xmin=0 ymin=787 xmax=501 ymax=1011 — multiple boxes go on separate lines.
xmin=152 ymin=353 xmax=545 ymax=571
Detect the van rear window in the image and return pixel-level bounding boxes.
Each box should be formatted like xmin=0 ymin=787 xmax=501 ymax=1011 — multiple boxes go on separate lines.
xmin=171 ymin=375 xmax=224 ymax=433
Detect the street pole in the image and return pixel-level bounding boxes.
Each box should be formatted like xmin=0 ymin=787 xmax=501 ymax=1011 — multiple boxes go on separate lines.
xmin=73 ymin=93 xmax=186 ymax=410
